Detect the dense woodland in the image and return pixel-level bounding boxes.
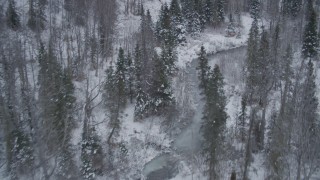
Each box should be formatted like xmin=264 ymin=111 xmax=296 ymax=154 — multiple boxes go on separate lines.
xmin=0 ymin=0 xmax=320 ymax=179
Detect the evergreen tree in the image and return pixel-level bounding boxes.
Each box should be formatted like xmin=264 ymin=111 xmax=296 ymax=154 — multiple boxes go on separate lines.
xmin=56 ymin=146 xmax=78 ymax=180
xmin=225 ymin=13 xmax=236 ymax=37
xmin=271 ymin=23 xmax=281 ymax=87
xmin=170 ymin=0 xmax=186 ymax=44
xmin=115 ymin=47 xmax=127 ymax=108
xmin=38 ymin=42 xmax=63 ymax=150
xmin=196 ymin=46 xmax=211 ymax=93
xmin=140 ymin=9 xmax=155 ymax=68
xmin=201 ymin=65 xmax=227 ymax=180
xmin=149 ymin=51 xmax=174 ymax=114
xmin=249 ymin=0 xmax=260 ymax=19
xmin=6 ymin=0 xmax=20 ymax=31
xmin=267 ymin=45 xmax=294 ymax=180
xmin=238 ymin=96 xmax=247 ymax=142
xmin=181 ymin=0 xmax=202 ymax=36
xmin=81 ymin=128 xmax=103 ymax=180
xmin=204 ymin=0 xmax=214 ymax=25
xmin=246 ymin=18 xmax=259 ymax=101
xmin=104 ymin=65 xmax=121 ymax=130
xmin=214 ymin=0 xmax=225 ymax=25
xmin=170 ymin=0 xmax=181 ymax=18
xmin=134 ymin=84 xmax=150 ymax=120
xmin=302 ymin=3 xmax=318 ymax=59
xmin=162 ymin=45 xmax=177 ymax=76
xmin=280 ymin=45 xmax=294 ymax=84
xmin=194 ymin=0 xmax=206 ymax=30
xmin=156 ymin=4 xmax=174 ymax=46
xmin=134 ymin=44 xmax=143 ymax=87
xmin=10 ymin=129 xmax=34 ymax=179
xmin=134 ymin=44 xmax=150 ymax=119
xmin=257 ymin=29 xmax=272 ymax=94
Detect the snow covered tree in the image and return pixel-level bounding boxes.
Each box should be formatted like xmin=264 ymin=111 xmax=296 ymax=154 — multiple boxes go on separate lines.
xmin=238 ymin=96 xmax=248 ymax=142
xmin=194 ymin=0 xmax=206 ymax=30
xmin=214 ymin=0 xmax=225 ymax=25
xmin=170 ymin=0 xmax=186 ymax=44
xmin=182 ymin=0 xmax=202 ymax=36
xmin=156 ymin=4 xmax=174 ymax=46
xmin=6 ymin=0 xmax=20 ymax=31
xmin=271 ymin=23 xmax=281 ymax=87
xmin=115 ymin=47 xmax=127 ymax=108
xmin=149 ymin=51 xmax=174 ymax=114
xmin=295 ymin=59 xmax=320 ymax=179
xmin=104 ymin=65 xmax=121 ymax=131
xmin=196 ymin=46 xmax=211 ymax=94
xmin=225 ymin=13 xmax=236 ymax=37
xmin=162 ymin=45 xmax=177 ymax=76
xmin=139 ymin=9 xmax=155 ymax=72
xmin=134 ymin=44 xmax=150 ymax=120
xmin=204 ymin=0 xmax=214 ymax=25
xmin=249 ymin=0 xmax=260 ymax=19
xmin=267 ymin=45 xmax=294 ymax=180
xmin=245 ymin=18 xmax=259 ymax=102
xmin=201 ymin=65 xmax=227 ymax=180
xmin=302 ymin=3 xmax=318 ymax=59
xmin=81 ymin=128 xmax=103 ymax=180
xmin=9 ymin=129 xmax=34 ymax=179
xmin=104 ymin=48 xmax=131 ymax=131
xmin=37 ymin=40 xmax=77 ymax=179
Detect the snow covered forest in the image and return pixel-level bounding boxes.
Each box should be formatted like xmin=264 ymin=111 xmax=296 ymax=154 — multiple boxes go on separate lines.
xmin=0 ymin=0 xmax=320 ymax=179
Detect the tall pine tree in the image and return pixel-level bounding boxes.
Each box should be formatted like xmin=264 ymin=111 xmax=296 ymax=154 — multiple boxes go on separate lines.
xmin=196 ymin=46 xmax=211 ymax=93
xmin=201 ymin=65 xmax=227 ymax=180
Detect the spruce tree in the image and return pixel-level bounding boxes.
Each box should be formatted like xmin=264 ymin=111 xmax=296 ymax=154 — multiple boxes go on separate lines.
xmin=6 ymin=0 xmax=20 ymax=31
xmin=204 ymin=0 xmax=214 ymax=25
xmin=81 ymin=128 xmax=103 ymax=180
xmin=215 ymin=0 xmax=225 ymax=25
xmin=226 ymin=13 xmax=236 ymax=37
xmin=201 ymin=65 xmax=227 ymax=180
xmin=302 ymin=3 xmax=318 ymax=59
xmin=10 ymin=129 xmax=34 ymax=178
xmin=249 ymin=0 xmax=260 ymax=19
xmin=115 ymin=47 xmax=127 ymax=108
xmin=156 ymin=3 xmax=174 ymax=46
xmin=134 ymin=44 xmax=150 ymax=119
xmin=149 ymin=51 xmax=174 ymax=114
xmin=238 ymin=96 xmax=247 ymax=142
xmin=162 ymin=45 xmax=177 ymax=76
xmin=196 ymin=46 xmax=211 ymax=93
xmin=104 ymin=65 xmax=121 ymax=130
xmin=170 ymin=0 xmax=186 ymax=44
xmin=246 ymin=18 xmax=259 ymax=101
xmin=194 ymin=0 xmax=206 ymax=30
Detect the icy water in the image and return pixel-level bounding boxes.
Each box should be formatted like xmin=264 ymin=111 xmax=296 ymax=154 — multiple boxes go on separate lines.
xmin=143 ymin=46 xmax=247 ymax=180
